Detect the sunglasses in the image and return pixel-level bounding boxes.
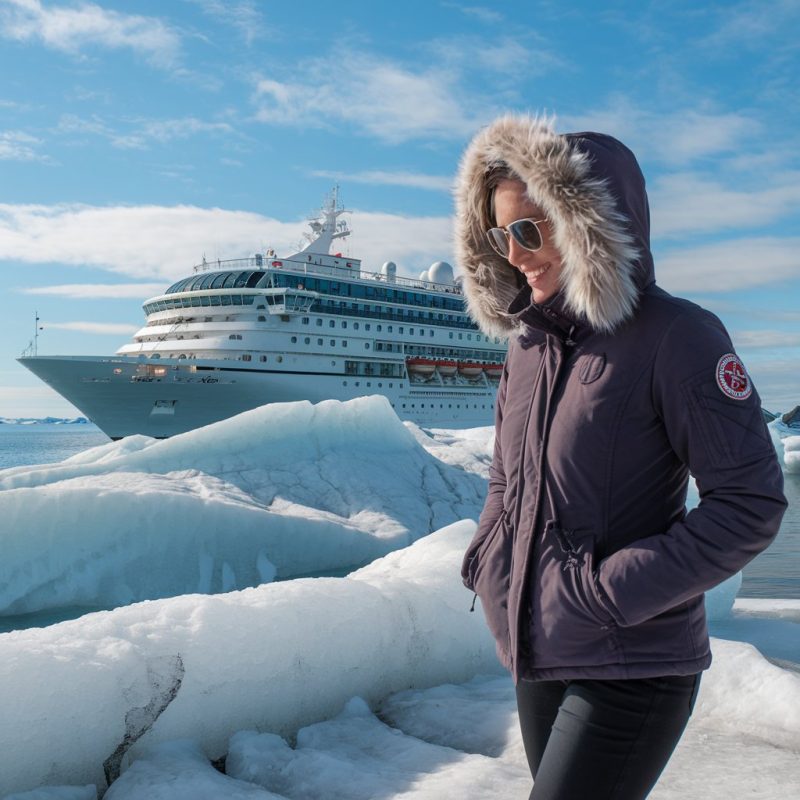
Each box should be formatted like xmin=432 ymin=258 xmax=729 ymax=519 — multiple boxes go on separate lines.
xmin=486 ymin=218 xmax=546 ymax=258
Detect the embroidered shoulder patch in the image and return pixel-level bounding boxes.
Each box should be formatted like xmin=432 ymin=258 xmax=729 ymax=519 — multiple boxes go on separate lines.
xmin=716 ymin=353 xmax=752 ymax=400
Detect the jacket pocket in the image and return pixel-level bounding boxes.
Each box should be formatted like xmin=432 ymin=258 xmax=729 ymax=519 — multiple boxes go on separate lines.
xmin=462 ymin=510 xmax=507 ymax=591
xmin=470 ymin=511 xmax=513 ymax=652
xmin=530 ymin=524 xmax=619 ymax=668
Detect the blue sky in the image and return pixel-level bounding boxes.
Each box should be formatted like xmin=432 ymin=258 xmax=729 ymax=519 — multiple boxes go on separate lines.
xmin=0 ymin=0 xmax=798 ymax=417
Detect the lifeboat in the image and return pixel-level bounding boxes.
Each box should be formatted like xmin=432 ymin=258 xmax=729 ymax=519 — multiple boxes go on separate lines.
xmin=458 ymin=362 xmax=484 ymax=378
xmin=406 ymin=357 xmax=437 ymax=375
xmin=436 ymin=360 xmax=457 ymax=376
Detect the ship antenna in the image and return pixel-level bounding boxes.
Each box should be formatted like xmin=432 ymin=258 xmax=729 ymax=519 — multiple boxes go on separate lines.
xmin=34 ymin=310 xmax=40 ymax=356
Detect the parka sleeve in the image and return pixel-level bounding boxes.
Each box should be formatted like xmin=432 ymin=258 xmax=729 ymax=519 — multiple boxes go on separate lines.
xmin=461 ymin=357 xmax=510 ymax=591
xmin=593 ymin=309 xmax=787 ymax=628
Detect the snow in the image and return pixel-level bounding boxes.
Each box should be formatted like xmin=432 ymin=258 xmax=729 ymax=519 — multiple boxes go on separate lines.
xmin=0 ymin=398 xmax=797 ymax=798
xmin=782 ymin=435 xmax=800 ymax=473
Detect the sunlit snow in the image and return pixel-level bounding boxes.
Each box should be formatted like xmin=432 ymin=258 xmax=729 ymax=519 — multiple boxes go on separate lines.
xmin=0 ymin=401 xmax=797 ymax=799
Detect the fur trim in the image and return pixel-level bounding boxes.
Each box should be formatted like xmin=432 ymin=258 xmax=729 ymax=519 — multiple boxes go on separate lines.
xmin=455 ymin=115 xmax=642 ymax=336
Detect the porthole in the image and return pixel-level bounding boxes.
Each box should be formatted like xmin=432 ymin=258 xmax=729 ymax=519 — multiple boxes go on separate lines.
xmin=291 ymin=336 xmax=297 ymax=343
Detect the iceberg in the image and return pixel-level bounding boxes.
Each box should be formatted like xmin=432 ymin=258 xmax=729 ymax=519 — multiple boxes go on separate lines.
xmin=0 ymin=397 xmax=487 ymax=619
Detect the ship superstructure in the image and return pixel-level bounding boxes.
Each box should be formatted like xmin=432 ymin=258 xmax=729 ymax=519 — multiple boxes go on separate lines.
xmin=20 ymin=189 xmax=507 ymax=439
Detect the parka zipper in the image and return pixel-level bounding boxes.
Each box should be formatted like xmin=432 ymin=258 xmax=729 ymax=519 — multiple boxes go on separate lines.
xmin=514 ymin=326 xmax=580 ymax=666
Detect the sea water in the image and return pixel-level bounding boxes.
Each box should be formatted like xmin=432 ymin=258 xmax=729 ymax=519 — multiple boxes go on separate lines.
xmin=0 ymin=423 xmax=797 ymax=600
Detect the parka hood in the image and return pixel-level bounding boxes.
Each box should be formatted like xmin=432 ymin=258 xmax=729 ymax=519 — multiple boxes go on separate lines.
xmin=455 ymin=115 xmax=655 ymax=336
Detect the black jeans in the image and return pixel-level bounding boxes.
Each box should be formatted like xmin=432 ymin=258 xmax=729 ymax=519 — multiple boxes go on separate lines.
xmin=515 ymin=673 xmax=701 ymax=800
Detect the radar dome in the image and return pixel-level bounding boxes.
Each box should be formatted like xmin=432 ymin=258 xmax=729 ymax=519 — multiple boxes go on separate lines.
xmin=428 ymin=261 xmax=454 ymax=285
xmin=419 ymin=270 xmax=430 ymax=282
xmin=381 ymin=261 xmax=397 ymax=282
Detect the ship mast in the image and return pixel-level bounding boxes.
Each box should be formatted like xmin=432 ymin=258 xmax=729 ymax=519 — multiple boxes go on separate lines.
xmin=295 ymin=186 xmax=352 ymax=255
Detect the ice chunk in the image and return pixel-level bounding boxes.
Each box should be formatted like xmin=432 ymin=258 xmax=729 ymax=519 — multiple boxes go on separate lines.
xmin=0 ymin=521 xmax=498 ymax=795
xmin=103 ymin=740 xmax=282 ymax=799
xmin=0 ymin=398 xmax=487 ymax=618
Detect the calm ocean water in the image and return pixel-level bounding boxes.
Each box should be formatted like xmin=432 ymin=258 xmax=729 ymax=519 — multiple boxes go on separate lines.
xmin=0 ymin=423 xmax=798 ymax=599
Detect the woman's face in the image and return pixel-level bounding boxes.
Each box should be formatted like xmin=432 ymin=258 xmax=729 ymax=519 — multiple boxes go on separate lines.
xmin=492 ymin=178 xmax=563 ymax=305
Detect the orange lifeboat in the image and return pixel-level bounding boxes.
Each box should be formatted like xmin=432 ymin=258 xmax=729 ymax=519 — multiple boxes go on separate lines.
xmin=458 ymin=362 xmax=484 ymax=378
xmin=406 ymin=357 xmax=437 ymax=375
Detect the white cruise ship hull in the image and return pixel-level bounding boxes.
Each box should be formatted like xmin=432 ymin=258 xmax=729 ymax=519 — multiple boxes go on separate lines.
xmin=20 ymin=355 xmax=497 ymax=439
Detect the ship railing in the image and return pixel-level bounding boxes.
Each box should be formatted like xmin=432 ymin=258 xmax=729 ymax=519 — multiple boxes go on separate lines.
xmin=191 ymin=256 xmax=463 ymax=295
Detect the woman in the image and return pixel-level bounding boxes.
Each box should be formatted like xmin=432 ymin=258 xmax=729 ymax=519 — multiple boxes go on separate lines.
xmin=456 ymin=116 xmax=787 ymax=799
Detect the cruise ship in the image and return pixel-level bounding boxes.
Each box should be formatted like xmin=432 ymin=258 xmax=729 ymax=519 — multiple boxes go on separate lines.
xmin=19 ymin=190 xmax=507 ymax=439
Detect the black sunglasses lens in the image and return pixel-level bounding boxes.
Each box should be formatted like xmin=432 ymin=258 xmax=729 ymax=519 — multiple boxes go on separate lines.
xmin=510 ymin=219 xmax=542 ymax=251
xmin=486 ymin=228 xmax=509 ymax=257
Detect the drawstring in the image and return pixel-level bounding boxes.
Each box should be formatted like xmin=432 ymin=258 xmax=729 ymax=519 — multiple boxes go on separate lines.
xmin=470 ymin=593 xmax=477 ymax=612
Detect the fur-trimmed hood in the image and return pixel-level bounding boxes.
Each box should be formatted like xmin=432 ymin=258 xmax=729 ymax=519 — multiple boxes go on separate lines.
xmin=454 ymin=115 xmax=655 ymax=336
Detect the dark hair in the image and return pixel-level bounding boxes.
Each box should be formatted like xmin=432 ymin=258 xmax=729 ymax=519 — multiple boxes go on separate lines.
xmin=484 ymin=162 xmax=521 ymax=225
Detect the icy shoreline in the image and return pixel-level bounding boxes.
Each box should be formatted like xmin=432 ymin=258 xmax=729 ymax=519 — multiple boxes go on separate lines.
xmin=0 ymin=398 xmax=797 ymax=798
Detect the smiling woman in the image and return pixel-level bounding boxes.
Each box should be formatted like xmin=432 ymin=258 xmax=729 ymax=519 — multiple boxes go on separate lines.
xmin=456 ymin=114 xmax=787 ymax=800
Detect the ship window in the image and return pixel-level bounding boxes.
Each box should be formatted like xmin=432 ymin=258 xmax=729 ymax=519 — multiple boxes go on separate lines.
xmin=232 ymin=295 xmax=242 ymax=305
xmin=365 ymin=323 xmax=370 ymax=331
xmin=277 ymin=355 xmax=283 ymax=362
xmin=260 ymin=355 xmax=267 ymax=362
xmin=199 ymin=274 xmax=217 ymax=290
xmin=243 ymin=296 xmax=254 ymax=305
xmin=364 ymin=343 xmax=370 ymax=349
xmin=258 ymin=316 xmax=266 ymax=321
xmin=399 ymin=327 xmax=404 ymax=334
xmin=328 ymin=320 xmax=334 ymax=327
xmin=191 ymin=297 xmax=202 ymax=307
xmin=305 ymin=337 xmax=311 ymax=344
xmin=366 ymin=382 xmax=371 ymax=387
xmin=377 ymin=325 xmax=382 ymax=332
xmin=210 ymin=296 xmax=221 ymax=306
xmin=291 ymin=336 xmax=297 ymax=343
xmin=246 ymin=272 xmax=263 ymax=288
xmin=242 ymin=354 xmax=252 ymax=361
xmin=220 ymin=273 xmax=236 ymax=289
xmin=409 ymin=328 xmax=414 ymax=335
xmin=429 ymin=330 xmax=434 ymax=337
xmin=257 ymin=304 xmax=265 ymax=309
xmin=449 ymin=332 xmax=453 ymax=339
xmin=330 ymin=340 xmax=335 ymax=346
xmin=458 ymin=333 xmax=463 ymax=340
xmin=468 ymin=334 xmax=472 ymax=340
xmin=233 ymin=271 xmax=250 ymax=288
xmin=341 ymin=321 xmax=347 ymax=328
xmin=317 ymin=338 xmax=323 ymax=345
xmin=221 ymin=295 xmax=231 ymax=306
xmin=342 ymin=340 xmax=347 ymax=347
xmin=388 ymin=326 xmax=393 ymax=333
xmin=355 ymin=382 xmax=360 ymax=387
xmin=354 ymin=323 xmax=359 ymax=330
xmin=302 ymin=317 xmax=309 ymax=324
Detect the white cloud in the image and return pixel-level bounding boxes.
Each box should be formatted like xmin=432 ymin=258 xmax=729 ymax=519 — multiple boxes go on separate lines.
xmin=453 ymin=5 xmax=504 ymax=24
xmin=253 ymin=53 xmax=488 ymax=143
xmin=19 ymin=283 xmax=167 ymax=298
xmin=57 ymin=113 xmax=236 ymax=150
xmin=0 ymin=0 xmax=181 ymax=67
xmin=0 ymin=130 xmax=46 ymax=161
xmin=111 ymin=117 xmax=235 ymax=149
xmin=43 ymin=321 xmax=138 ymax=335
xmin=310 ymin=170 xmax=453 ymax=192
xmin=732 ymin=330 xmax=800 ymax=349
xmin=656 ymin=237 xmax=800 ymax=293
xmin=184 ymin=0 xmax=264 ymax=45
xmin=0 ymin=202 xmax=454 ymax=281
xmin=561 ymin=100 xmax=762 ymax=166
xmin=651 ymin=172 xmax=800 ymax=238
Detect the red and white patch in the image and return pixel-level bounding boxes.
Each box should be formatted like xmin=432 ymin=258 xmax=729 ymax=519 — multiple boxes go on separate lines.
xmin=716 ymin=353 xmax=752 ymax=400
